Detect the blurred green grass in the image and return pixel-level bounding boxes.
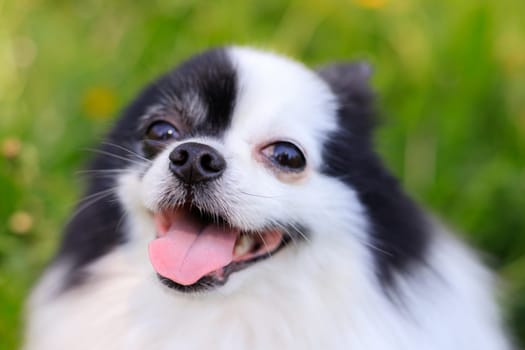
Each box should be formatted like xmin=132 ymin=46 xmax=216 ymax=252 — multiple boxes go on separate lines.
xmin=1 ymin=0 xmax=524 ymax=348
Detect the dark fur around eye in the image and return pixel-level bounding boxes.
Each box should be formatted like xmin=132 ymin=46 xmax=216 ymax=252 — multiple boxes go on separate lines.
xmin=142 ymin=121 xmax=180 ymax=157
xmin=145 ymin=121 xmax=179 ymax=141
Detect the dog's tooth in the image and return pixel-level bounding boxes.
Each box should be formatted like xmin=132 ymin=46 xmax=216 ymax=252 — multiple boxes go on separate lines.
xmin=234 ymin=235 xmax=253 ymax=257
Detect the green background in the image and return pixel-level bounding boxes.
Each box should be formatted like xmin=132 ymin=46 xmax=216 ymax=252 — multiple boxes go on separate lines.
xmin=1 ymin=0 xmax=524 ymax=348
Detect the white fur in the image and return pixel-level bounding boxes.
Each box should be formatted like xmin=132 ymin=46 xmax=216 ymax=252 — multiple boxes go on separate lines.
xmin=25 ymin=47 xmax=511 ymax=349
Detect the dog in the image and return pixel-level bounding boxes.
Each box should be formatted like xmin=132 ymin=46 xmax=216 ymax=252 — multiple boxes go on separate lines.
xmin=25 ymin=47 xmax=511 ymax=349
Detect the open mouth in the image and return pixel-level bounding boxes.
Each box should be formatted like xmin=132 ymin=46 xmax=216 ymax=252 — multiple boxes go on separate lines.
xmin=148 ymin=206 xmax=289 ymax=292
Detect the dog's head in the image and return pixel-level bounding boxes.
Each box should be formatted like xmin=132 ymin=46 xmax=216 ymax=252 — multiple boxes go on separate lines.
xmin=60 ymin=47 xmax=429 ymax=294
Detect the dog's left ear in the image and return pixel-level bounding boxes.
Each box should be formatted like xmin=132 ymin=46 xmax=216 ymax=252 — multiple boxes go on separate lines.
xmin=317 ymin=62 xmax=372 ymax=93
xmin=317 ymin=62 xmax=375 ymax=138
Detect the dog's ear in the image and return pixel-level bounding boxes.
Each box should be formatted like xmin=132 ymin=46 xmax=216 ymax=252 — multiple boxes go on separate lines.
xmin=317 ymin=62 xmax=376 ymax=139
xmin=317 ymin=62 xmax=372 ymax=94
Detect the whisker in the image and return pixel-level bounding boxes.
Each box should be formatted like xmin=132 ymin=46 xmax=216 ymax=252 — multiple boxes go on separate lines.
xmin=239 ymin=190 xmax=283 ymax=199
xmin=83 ymin=148 xmax=147 ymax=167
xmin=101 ymin=141 xmax=151 ymax=163
xmin=69 ymin=189 xmax=116 ymax=221
xmin=114 ymin=211 xmax=129 ymax=234
xmin=274 ymin=220 xmax=310 ymax=244
xmin=255 ymin=231 xmax=272 ymax=258
xmin=361 ymin=239 xmax=393 ymax=256
xmin=269 ymin=221 xmax=300 ymax=248
xmin=78 ymin=188 xmax=115 ymax=203
xmin=76 ymin=169 xmax=126 ymax=175
xmin=289 ymin=222 xmax=310 ymax=243
xmin=75 ymin=169 xmax=128 ymax=179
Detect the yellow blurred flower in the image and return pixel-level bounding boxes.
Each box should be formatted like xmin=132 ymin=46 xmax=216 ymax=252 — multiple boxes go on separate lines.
xmin=355 ymin=0 xmax=389 ymax=9
xmin=8 ymin=211 xmax=34 ymax=235
xmin=82 ymin=86 xmax=117 ymax=120
xmin=518 ymin=110 xmax=525 ymax=137
xmin=2 ymin=137 xmax=22 ymax=159
xmin=496 ymin=28 xmax=525 ymax=75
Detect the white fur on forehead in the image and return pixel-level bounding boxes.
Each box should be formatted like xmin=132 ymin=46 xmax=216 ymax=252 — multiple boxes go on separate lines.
xmin=227 ymin=47 xmax=338 ymax=168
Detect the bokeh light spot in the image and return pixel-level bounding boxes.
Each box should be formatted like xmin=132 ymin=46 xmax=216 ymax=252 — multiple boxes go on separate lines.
xmin=82 ymin=86 xmax=117 ymax=120
xmin=2 ymin=137 xmax=22 ymax=160
xmin=355 ymin=0 xmax=389 ymax=9
xmin=8 ymin=211 xmax=34 ymax=235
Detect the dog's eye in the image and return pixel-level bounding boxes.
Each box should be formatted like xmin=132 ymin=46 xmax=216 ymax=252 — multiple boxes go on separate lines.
xmin=143 ymin=121 xmax=181 ymax=157
xmin=262 ymin=142 xmax=306 ymax=171
xmin=145 ymin=121 xmax=179 ymax=141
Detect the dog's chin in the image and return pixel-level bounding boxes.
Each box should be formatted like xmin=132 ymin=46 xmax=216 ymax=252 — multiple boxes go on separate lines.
xmin=147 ymin=205 xmax=292 ymax=293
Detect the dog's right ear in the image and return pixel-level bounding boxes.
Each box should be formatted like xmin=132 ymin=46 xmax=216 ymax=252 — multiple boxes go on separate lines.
xmin=317 ymin=62 xmax=376 ymax=138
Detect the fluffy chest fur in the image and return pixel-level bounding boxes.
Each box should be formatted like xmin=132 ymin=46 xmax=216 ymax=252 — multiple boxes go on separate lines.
xmin=27 ymin=231 xmax=508 ymax=350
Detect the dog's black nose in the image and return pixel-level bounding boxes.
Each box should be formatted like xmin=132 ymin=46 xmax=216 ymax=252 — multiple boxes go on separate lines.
xmin=169 ymin=142 xmax=226 ymax=184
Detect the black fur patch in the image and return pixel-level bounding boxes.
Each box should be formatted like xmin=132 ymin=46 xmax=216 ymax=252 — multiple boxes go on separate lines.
xmin=56 ymin=48 xmax=237 ymax=288
xmin=157 ymin=48 xmax=237 ymax=137
xmin=318 ymin=63 xmax=431 ymax=288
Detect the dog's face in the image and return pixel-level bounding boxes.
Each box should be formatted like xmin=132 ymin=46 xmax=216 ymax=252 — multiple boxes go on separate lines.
xmin=120 ymin=47 xmax=348 ymax=292
xmin=63 ymin=47 xmax=428 ymax=294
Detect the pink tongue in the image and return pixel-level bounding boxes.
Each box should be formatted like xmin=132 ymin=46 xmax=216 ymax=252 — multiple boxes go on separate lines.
xmin=148 ymin=212 xmax=239 ymax=286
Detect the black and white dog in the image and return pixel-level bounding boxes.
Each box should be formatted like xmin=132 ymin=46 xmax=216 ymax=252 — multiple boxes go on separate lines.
xmin=25 ymin=47 xmax=511 ymax=349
